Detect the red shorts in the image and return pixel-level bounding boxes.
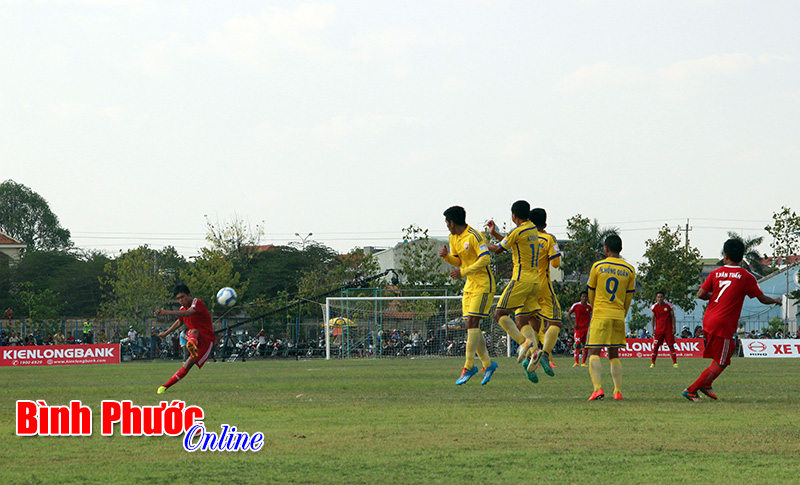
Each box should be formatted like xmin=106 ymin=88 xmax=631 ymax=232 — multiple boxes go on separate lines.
xmin=703 ymin=333 xmax=734 ymax=366
xmin=654 ymin=332 xmax=676 ymax=347
xmin=186 ymin=329 xmax=215 ymax=369
xmin=574 ymin=329 xmax=588 ymax=345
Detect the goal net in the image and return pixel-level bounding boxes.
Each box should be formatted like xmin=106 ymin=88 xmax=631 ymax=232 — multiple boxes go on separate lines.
xmin=323 ymin=295 xmax=510 ymax=360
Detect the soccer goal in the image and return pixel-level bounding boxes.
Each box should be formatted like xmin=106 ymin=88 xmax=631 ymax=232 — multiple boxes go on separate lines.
xmin=323 ymin=295 xmax=510 ymax=360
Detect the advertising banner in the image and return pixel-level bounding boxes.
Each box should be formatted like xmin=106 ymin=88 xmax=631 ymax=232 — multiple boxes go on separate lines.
xmin=599 ymin=338 xmax=704 ymax=358
xmin=742 ymin=339 xmax=800 ymax=358
xmin=1 ymin=344 xmax=121 ymax=367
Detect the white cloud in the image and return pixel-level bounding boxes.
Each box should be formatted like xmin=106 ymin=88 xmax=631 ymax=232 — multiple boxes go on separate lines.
xmin=312 ymin=114 xmax=423 ymax=145
xmin=137 ymin=32 xmax=190 ymax=75
xmin=47 ymin=102 xmax=143 ymax=125
xmin=657 ymin=53 xmax=755 ymax=82
xmin=757 ymin=53 xmax=792 ymax=65
xmin=351 ymin=28 xmax=465 ymax=62
xmin=557 ymin=62 xmax=644 ymax=93
xmin=207 ymin=3 xmax=336 ymax=68
xmin=559 ymin=52 xmax=792 ymax=93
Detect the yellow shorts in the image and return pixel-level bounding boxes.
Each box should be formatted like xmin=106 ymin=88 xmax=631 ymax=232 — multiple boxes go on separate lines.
xmin=586 ymin=318 xmax=627 ymax=348
xmin=497 ymin=280 xmax=539 ymax=316
xmin=537 ymin=291 xmax=562 ymax=323
xmin=462 ymin=291 xmax=494 ymax=318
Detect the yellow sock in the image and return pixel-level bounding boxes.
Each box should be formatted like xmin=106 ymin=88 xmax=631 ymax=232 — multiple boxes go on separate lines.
xmin=464 ymin=328 xmax=479 ymax=369
xmin=543 ymin=325 xmax=560 ymax=356
xmin=498 ymin=315 xmax=525 ymax=345
xmin=520 ymin=324 xmax=538 ymax=348
xmin=476 ymin=331 xmax=492 ymax=368
xmin=610 ymin=358 xmax=622 ymax=394
xmin=589 ymin=354 xmax=602 ymax=392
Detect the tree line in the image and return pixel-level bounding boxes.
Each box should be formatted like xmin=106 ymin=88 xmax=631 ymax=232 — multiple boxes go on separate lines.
xmin=1 ymin=179 xmax=798 ymax=331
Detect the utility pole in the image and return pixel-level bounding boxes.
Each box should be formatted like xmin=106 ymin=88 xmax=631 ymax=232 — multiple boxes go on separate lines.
xmin=679 ymin=218 xmax=692 ymax=250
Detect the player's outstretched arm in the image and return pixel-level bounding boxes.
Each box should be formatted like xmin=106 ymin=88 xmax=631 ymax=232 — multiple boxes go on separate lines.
xmin=757 ymin=294 xmax=782 ymax=306
xmin=439 ymin=245 xmax=461 ymax=267
xmin=486 ymin=220 xmax=503 ymax=241
xmin=156 ymin=308 xmax=197 ymax=318
xmin=158 ymin=319 xmax=183 ymax=339
xmin=486 ymin=243 xmax=504 ymax=254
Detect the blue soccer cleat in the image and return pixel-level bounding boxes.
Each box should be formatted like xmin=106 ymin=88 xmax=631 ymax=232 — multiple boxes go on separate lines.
xmin=481 ymin=361 xmax=498 ymax=386
xmin=456 ymin=366 xmax=479 ymax=385
xmin=539 ymin=351 xmax=555 ymax=377
xmin=522 ymin=359 xmax=538 ymax=383
xmin=682 ymin=388 xmax=701 ymax=402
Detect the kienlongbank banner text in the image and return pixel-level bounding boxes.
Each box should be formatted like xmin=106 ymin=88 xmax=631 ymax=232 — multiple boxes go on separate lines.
xmin=1 ymin=344 xmax=120 ymax=367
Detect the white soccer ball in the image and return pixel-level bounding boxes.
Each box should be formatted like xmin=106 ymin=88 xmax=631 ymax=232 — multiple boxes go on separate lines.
xmin=216 ymin=287 xmax=238 ymax=307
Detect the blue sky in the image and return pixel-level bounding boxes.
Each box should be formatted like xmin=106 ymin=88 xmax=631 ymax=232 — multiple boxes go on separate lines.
xmin=2 ymin=0 xmax=798 ymax=265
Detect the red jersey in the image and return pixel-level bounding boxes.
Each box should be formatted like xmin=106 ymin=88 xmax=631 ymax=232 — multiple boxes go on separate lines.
xmin=180 ymin=298 xmax=216 ymax=343
xmin=650 ymin=301 xmax=674 ymax=335
xmin=568 ymin=302 xmax=592 ymax=331
xmin=700 ymin=266 xmax=763 ymax=338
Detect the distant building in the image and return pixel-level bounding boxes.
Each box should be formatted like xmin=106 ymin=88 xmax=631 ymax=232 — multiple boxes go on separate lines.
xmin=0 ymin=232 xmax=27 ymax=262
xmin=372 ymin=237 xmax=450 ymax=285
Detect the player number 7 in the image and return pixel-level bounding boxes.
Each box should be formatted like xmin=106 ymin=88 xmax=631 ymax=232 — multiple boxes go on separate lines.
xmin=714 ymin=280 xmax=732 ymax=303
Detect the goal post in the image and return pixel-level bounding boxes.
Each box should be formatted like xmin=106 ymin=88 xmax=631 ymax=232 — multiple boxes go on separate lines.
xmin=324 ymin=295 xmax=510 ymax=360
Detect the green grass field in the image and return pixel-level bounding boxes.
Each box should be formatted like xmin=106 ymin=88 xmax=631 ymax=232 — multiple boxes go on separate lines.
xmin=2 ymin=356 xmax=800 ymax=484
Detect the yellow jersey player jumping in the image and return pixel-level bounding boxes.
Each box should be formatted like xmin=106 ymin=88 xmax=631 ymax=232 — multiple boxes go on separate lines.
xmin=585 ymin=234 xmax=636 ymax=401
xmin=439 ymin=205 xmax=498 ymax=386
xmin=487 ymin=200 xmax=543 ymax=383
xmin=526 ymin=207 xmax=562 ymax=377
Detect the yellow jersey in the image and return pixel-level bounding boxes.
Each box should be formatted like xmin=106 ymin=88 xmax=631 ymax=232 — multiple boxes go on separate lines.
xmin=442 ymin=225 xmax=495 ymax=293
xmin=499 ymin=221 xmax=539 ymax=283
xmin=587 ymin=257 xmax=636 ymax=320
xmin=536 ymin=231 xmax=561 ymax=297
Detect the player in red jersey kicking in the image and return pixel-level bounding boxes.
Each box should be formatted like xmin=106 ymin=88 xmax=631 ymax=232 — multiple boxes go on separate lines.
xmin=650 ymin=291 xmax=678 ymax=368
xmin=155 ymin=284 xmax=216 ymax=394
xmin=682 ymin=239 xmax=781 ymax=402
xmin=568 ymin=291 xmax=592 ymax=367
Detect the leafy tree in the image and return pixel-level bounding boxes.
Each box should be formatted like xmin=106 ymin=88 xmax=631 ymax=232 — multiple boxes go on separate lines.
xmin=762 ymin=316 xmax=785 ymax=336
xmin=49 ymin=250 xmax=111 ymax=316
xmin=634 ymin=224 xmax=702 ymax=319
xmin=398 ymin=224 xmax=450 ymax=289
xmin=298 ymin=247 xmax=382 ymax=300
xmin=179 ymin=247 xmax=247 ymax=313
xmin=0 ymin=180 xmax=71 ymax=251
xmin=205 ymin=215 xmax=264 ymax=261
xmin=100 ymin=246 xmax=173 ymax=320
xmin=19 ymin=282 xmax=63 ymax=322
xmin=241 ymin=243 xmax=338 ymax=301
xmin=561 ymin=214 xmax=619 ymax=284
xmin=0 ymin=249 xmax=110 ymax=317
xmin=764 ymin=206 xmax=800 ymax=267
xmin=628 ymin=301 xmax=653 ymax=333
